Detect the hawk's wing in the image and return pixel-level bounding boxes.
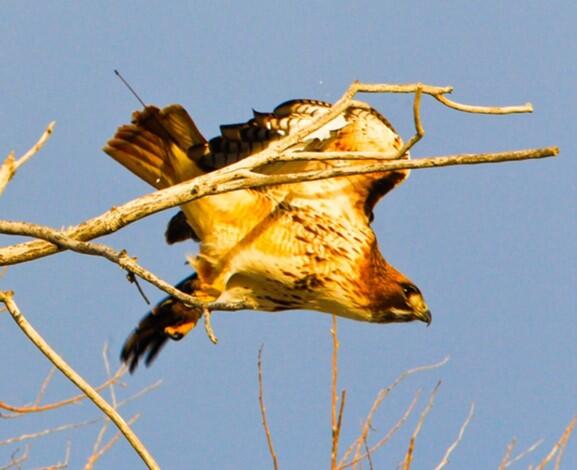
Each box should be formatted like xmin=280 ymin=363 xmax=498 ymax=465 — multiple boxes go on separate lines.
xmin=250 ymin=100 xmax=409 ymax=222
xmin=104 ymin=99 xmax=409 ymax=248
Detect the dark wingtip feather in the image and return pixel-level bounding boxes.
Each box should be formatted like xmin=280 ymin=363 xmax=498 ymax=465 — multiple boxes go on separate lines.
xmin=120 ymin=273 xmax=199 ymax=373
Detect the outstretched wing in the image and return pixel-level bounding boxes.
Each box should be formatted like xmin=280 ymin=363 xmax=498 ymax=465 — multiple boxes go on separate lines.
xmin=105 ymin=99 xmax=414 ymax=371
xmin=206 ymin=99 xmax=409 ymax=220
xmin=104 ymin=99 xmax=409 ymax=248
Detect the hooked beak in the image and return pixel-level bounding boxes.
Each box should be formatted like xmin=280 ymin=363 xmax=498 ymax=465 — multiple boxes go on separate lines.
xmin=417 ymin=308 xmax=432 ymax=326
xmin=407 ymin=294 xmax=432 ymax=326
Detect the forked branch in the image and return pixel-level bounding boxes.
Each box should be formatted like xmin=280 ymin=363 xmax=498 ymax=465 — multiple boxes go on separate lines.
xmin=0 ymin=81 xmax=558 ymax=267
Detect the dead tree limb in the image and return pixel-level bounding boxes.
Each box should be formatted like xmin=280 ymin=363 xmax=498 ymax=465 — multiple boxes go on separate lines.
xmin=0 ymin=122 xmax=55 ymax=196
xmin=0 ymin=146 xmax=558 ymax=267
xmin=0 ymin=291 xmax=160 ymax=470
xmin=0 ymin=80 xmax=558 ymax=267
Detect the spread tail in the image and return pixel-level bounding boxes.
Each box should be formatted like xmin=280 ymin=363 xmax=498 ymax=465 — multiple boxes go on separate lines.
xmin=103 ymin=105 xmax=208 ymax=189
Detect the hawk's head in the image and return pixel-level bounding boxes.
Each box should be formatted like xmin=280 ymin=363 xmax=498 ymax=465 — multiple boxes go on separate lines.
xmin=357 ymin=243 xmax=431 ymax=325
xmin=370 ymin=275 xmax=431 ymax=325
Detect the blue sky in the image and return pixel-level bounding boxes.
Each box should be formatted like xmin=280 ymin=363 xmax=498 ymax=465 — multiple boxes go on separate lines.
xmin=1 ymin=1 xmax=575 ymax=468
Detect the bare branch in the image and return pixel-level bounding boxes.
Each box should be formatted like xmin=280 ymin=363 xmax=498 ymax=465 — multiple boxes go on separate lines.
xmin=340 ymin=356 xmax=449 ymax=467
xmin=402 ymin=381 xmax=442 ymax=470
xmin=0 ymin=152 xmax=15 ymax=197
xmin=14 ymin=122 xmax=56 ymax=171
xmin=0 ymin=144 xmax=558 ymax=267
xmin=0 ymin=291 xmax=159 ymax=470
xmin=85 ymin=414 xmax=141 ymax=470
xmin=505 ymin=439 xmax=543 ymax=468
xmin=339 ymin=391 xmax=421 ymax=470
xmin=35 ymin=441 xmax=72 ymax=470
xmin=0 ymin=366 xmax=126 ymax=415
xmin=0 ymin=418 xmax=99 ymax=446
xmin=334 ymin=390 xmax=346 ymax=468
xmin=60 ymin=440 xmax=72 ymax=470
xmin=92 ymin=380 xmax=162 ymax=463
xmin=363 ymin=434 xmax=374 ymax=470
xmin=0 ymin=220 xmax=251 ymax=312
xmin=34 ymin=366 xmax=57 ymax=406
xmin=398 ymin=84 xmax=425 ymax=155
xmin=554 ymin=415 xmax=577 ymax=470
xmin=115 ymin=380 xmax=163 ymax=409
xmin=203 ymin=308 xmax=219 ymax=343
xmin=433 ymin=402 xmax=475 ymax=470
xmin=258 ymin=346 xmax=279 ymax=470
xmin=534 ymin=414 xmax=577 ymax=470
xmin=0 ymin=122 xmax=55 ymax=196
xmin=498 ymin=438 xmax=516 ymax=470
xmin=0 ymin=444 xmax=30 ymax=470
xmin=0 ymin=78 xmax=556 ymax=267
xmin=331 ymin=315 xmax=340 ymax=469
xmin=90 ymin=344 xmax=121 ymax=459
xmin=102 ymin=343 xmax=119 ymax=408
xmin=367 ymin=390 xmax=421 ymax=462
xmin=433 ymin=93 xmax=533 ymax=114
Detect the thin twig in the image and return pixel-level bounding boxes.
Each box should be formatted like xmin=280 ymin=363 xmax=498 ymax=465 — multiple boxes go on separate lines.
xmin=553 ymin=416 xmax=577 ymax=470
xmin=258 ymin=346 xmax=279 ymax=470
xmin=398 ymin=84 xmax=425 ymax=156
xmin=333 ymin=390 xmax=346 ymax=469
xmin=85 ymin=414 xmax=141 ymax=470
xmin=402 ymin=381 xmax=442 ymax=470
xmin=363 ymin=435 xmax=374 ymax=470
xmin=433 ymin=93 xmax=532 ymax=114
xmin=0 ymin=152 xmax=16 ymax=197
xmin=433 ymin=402 xmax=475 ymax=470
xmin=102 ymin=343 xmax=118 ymax=408
xmin=498 ymin=438 xmax=517 ymax=470
xmin=0 ymin=291 xmax=159 ymax=470
xmin=91 ymin=379 xmax=162 ymax=460
xmin=505 ymin=439 xmax=543 ymax=468
xmin=203 ymin=308 xmax=218 ymax=343
xmin=0 ymin=444 xmax=30 ymax=470
xmin=38 ymin=440 xmax=72 ymax=470
xmin=90 ymin=344 xmax=120 ymax=458
xmin=0 ymin=122 xmax=55 ymax=197
xmin=14 ymin=122 xmax=56 ymax=171
xmin=331 ymin=314 xmax=340 ymax=469
xmin=34 ymin=366 xmax=57 ymax=406
xmin=534 ymin=414 xmax=577 ymax=470
xmin=0 ymin=418 xmax=99 ymax=446
xmin=58 ymin=440 xmax=72 ymax=470
xmin=341 ymin=356 xmax=449 ymax=467
xmin=0 ymin=367 xmax=126 ymax=414
xmin=341 ymin=391 xmax=421 ymax=470
xmin=115 ymin=379 xmax=163 ymax=409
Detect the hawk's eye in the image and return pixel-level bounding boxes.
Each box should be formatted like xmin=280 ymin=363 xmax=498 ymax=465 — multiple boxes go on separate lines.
xmin=402 ymin=284 xmax=419 ymax=298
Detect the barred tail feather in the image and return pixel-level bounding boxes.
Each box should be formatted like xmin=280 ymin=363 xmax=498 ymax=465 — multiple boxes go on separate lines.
xmin=103 ymin=105 xmax=208 ymax=189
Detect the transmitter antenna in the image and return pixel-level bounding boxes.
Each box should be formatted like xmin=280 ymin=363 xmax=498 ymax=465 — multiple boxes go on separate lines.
xmin=114 ymin=69 xmax=146 ymax=107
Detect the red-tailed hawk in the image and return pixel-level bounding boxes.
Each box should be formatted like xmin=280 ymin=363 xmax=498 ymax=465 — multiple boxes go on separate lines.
xmin=104 ymin=99 xmax=431 ymax=371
